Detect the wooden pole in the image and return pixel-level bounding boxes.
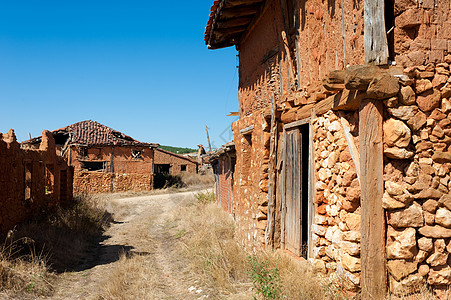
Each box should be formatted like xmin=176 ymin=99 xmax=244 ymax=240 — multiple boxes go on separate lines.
xmin=205 ymin=125 xmax=212 ymax=153
xmin=359 ymin=99 xmax=386 ymax=299
xmin=265 ymin=95 xmax=278 ymax=248
xmin=364 ymin=0 xmax=389 ymax=65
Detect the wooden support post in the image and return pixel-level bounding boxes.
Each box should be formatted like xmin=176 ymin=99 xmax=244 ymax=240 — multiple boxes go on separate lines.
xmin=265 ymin=95 xmax=278 ymax=248
xmin=359 ymin=99 xmax=386 ymax=299
xmin=364 ymin=0 xmax=389 ymax=65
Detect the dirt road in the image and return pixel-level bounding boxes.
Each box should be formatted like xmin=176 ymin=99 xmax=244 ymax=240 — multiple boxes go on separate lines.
xmin=49 ymin=189 xmax=212 ymax=300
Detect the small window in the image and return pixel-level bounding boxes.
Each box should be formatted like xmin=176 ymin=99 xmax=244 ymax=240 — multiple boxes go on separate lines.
xmin=181 ymin=165 xmax=187 ymax=172
xmin=80 ymin=161 xmax=105 ymax=172
xmin=132 ymin=149 xmax=143 ymax=159
xmin=79 ymin=146 xmax=88 ymax=158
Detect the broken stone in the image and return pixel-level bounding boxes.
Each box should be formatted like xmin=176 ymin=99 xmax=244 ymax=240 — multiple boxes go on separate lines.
xmin=428 ymin=266 xmax=451 ymax=286
xmin=387 ymin=260 xmax=418 ymax=281
xmin=415 ymin=79 xmax=433 ymax=94
xmin=432 ymin=125 xmax=445 ymax=138
xmin=341 ymin=253 xmax=361 ymax=272
xmin=388 ymin=106 xmax=418 ymax=121
xmin=432 ymin=151 xmax=451 ymax=163
xmin=414 ymin=188 xmax=442 ymax=199
xmin=384 ymin=118 xmax=411 ymax=148
xmin=435 ymin=208 xmax=451 ymax=228
xmin=344 ymin=65 xmax=381 ymax=90
xmin=312 ymin=259 xmax=327 ymax=274
xmin=419 ymin=264 xmax=430 ymax=276
xmin=385 ymin=181 xmax=404 ymax=196
xmin=399 ymin=86 xmax=416 ymax=105
xmin=422 ymin=199 xmax=438 ymax=213
xmin=387 ymin=227 xmax=417 ymax=259
xmin=418 ymin=237 xmax=433 ymax=252
xmin=387 ymin=203 xmax=424 ymax=228
xmin=367 ymin=73 xmax=400 ymax=100
xmin=391 ymin=274 xmax=425 ymax=295
xmin=339 ymin=241 xmax=360 ymax=256
xmin=416 ymin=89 xmax=441 ymax=112
xmin=427 ymin=252 xmax=449 ymax=267
xmin=384 ymin=147 xmax=414 ymax=160
xmin=384 ymin=97 xmax=399 ymax=108
xmin=344 ymin=213 xmax=360 ymax=231
xmin=438 ymin=194 xmax=451 ymax=210
xmin=418 ymin=225 xmax=451 ymax=238
xmin=343 ymin=231 xmax=361 ymax=242
xmin=383 ymin=193 xmax=406 ymax=210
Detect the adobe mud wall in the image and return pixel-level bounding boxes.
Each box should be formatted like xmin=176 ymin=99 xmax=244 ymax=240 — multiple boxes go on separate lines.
xmin=69 ymin=145 xmax=155 ymax=194
xmin=0 ymin=129 xmax=73 ymax=235
xmin=154 ymin=148 xmax=197 ymax=175
xmin=212 ymin=153 xmax=235 ymax=215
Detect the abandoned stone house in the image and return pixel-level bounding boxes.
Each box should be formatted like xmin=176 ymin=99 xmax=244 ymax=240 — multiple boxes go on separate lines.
xmin=23 ymin=120 xmax=160 ymax=194
xmin=206 ymin=0 xmax=451 ymax=298
xmin=154 ymin=148 xmax=198 ymax=176
xmin=0 ymin=129 xmax=73 ymax=235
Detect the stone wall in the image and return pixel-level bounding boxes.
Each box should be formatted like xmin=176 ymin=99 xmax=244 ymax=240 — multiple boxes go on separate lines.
xmin=74 ymin=172 xmax=153 ymax=194
xmin=382 ymin=62 xmax=451 ymax=296
xmin=310 ymin=110 xmax=362 ymax=291
xmin=211 ymin=152 xmax=235 ymax=214
xmin=0 ymin=129 xmax=73 ymax=235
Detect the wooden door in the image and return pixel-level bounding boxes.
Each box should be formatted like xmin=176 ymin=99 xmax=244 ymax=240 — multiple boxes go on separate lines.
xmin=283 ymin=128 xmax=302 ymax=256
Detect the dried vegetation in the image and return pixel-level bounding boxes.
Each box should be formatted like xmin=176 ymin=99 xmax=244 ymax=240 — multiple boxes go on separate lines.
xmin=0 ymin=194 xmax=110 ymax=298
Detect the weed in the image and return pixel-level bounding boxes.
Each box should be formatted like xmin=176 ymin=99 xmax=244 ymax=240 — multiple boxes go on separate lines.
xmin=248 ymin=255 xmax=282 ymax=300
xmin=194 ymin=191 xmax=215 ymax=204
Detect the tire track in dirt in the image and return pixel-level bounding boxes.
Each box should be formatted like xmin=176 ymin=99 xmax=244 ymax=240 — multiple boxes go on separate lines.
xmin=46 ymin=189 xmax=211 ymax=300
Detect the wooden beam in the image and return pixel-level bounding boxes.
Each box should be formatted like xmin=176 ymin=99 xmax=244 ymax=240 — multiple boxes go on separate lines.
xmin=364 ymin=0 xmax=389 ymax=65
xmin=225 ymin=0 xmax=264 ymax=7
xmin=220 ymin=5 xmax=260 ymax=18
xmin=265 ymin=96 xmax=278 ymax=248
xmin=359 ymin=99 xmax=386 ymax=299
xmin=216 ymin=16 xmax=254 ymax=28
xmin=281 ymin=89 xmax=364 ymax=123
xmin=338 ymin=112 xmax=360 ymax=183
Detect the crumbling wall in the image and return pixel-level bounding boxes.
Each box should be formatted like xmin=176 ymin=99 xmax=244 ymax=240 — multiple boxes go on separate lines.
xmin=74 ymin=172 xmax=153 ymax=194
xmin=382 ymin=63 xmax=451 ymax=297
xmin=70 ymin=145 xmax=155 ymax=194
xmin=394 ymin=0 xmax=451 ymax=67
xmin=154 ymin=148 xmax=197 ymax=175
xmin=0 ymin=129 xmax=73 ymax=235
xmin=232 ymin=112 xmax=269 ymax=250
xmin=212 ymin=154 xmax=234 ymax=214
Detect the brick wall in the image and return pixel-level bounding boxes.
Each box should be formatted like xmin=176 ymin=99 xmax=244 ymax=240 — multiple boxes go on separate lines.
xmin=0 ymin=129 xmax=73 ymax=235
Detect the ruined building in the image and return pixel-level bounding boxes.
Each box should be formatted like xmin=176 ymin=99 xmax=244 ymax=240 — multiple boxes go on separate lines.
xmin=23 ymin=120 xmax=198 ymax=193
xmin=205 ymin=0 xmax=451 ymax=297
xmin=23 ymin=120 xmax=159 ymax=194
xmin=0 ymin=129 xmax=73 ymax=235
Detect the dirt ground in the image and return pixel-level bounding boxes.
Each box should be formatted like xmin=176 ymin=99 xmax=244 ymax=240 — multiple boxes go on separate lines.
xmin=47 ymin=189 xmax=213 ymax=300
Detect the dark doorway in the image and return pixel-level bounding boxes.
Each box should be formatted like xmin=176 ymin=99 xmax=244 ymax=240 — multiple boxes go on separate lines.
xmin=155 ymin=164 xmax=171 ymax=174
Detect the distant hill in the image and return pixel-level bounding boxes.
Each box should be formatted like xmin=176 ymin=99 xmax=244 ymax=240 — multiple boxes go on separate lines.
xmin=159 ymin=145 xmax=197 ymax=154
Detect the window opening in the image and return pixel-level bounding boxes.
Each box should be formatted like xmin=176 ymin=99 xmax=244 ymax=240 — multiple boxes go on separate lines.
xmin=155 ymin=164 xmax=171 ymax=174
xmin=132 ymin=149 xmax=143 ymax=159
xmin=80 ymin=161 xmax=105 ymax=171
xmin=385 ymin=0 xmax=395 ymax=62
xmin=25 ymin=162 xmax=32 ymax=201
xmin=45 ymin=164 xmax=54 ymax=195
xmin=181 ymin=165 xmax=187 ymax=172
xmin=79 ymin=146 xmax=88 ymax=158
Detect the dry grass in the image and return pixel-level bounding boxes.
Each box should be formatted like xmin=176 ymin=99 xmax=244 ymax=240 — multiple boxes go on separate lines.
xmin=0 ymin=194 xmax=110 ymax=298
xmin=96 ymin=253 xmax=160 ymax=300
xmin=175 ymin=198 xmax=252 ymax=298
xmin=0 ymin=238 xmax=55 ymax=299
xmin=180 ymin=170 xmax=214 ymax=187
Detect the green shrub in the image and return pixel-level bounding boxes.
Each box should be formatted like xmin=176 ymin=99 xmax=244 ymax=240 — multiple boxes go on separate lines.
xmin=248 ymin=255 xmax=282 ymax=300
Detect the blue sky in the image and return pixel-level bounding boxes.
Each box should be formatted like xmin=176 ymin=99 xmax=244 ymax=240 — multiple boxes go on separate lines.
xmin=0 ymin=1 xmax=239 ymax=149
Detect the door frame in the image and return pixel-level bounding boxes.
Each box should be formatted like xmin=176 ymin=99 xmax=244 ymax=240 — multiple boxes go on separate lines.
xmin=280 ymin=118 xmax=315 ymax=259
